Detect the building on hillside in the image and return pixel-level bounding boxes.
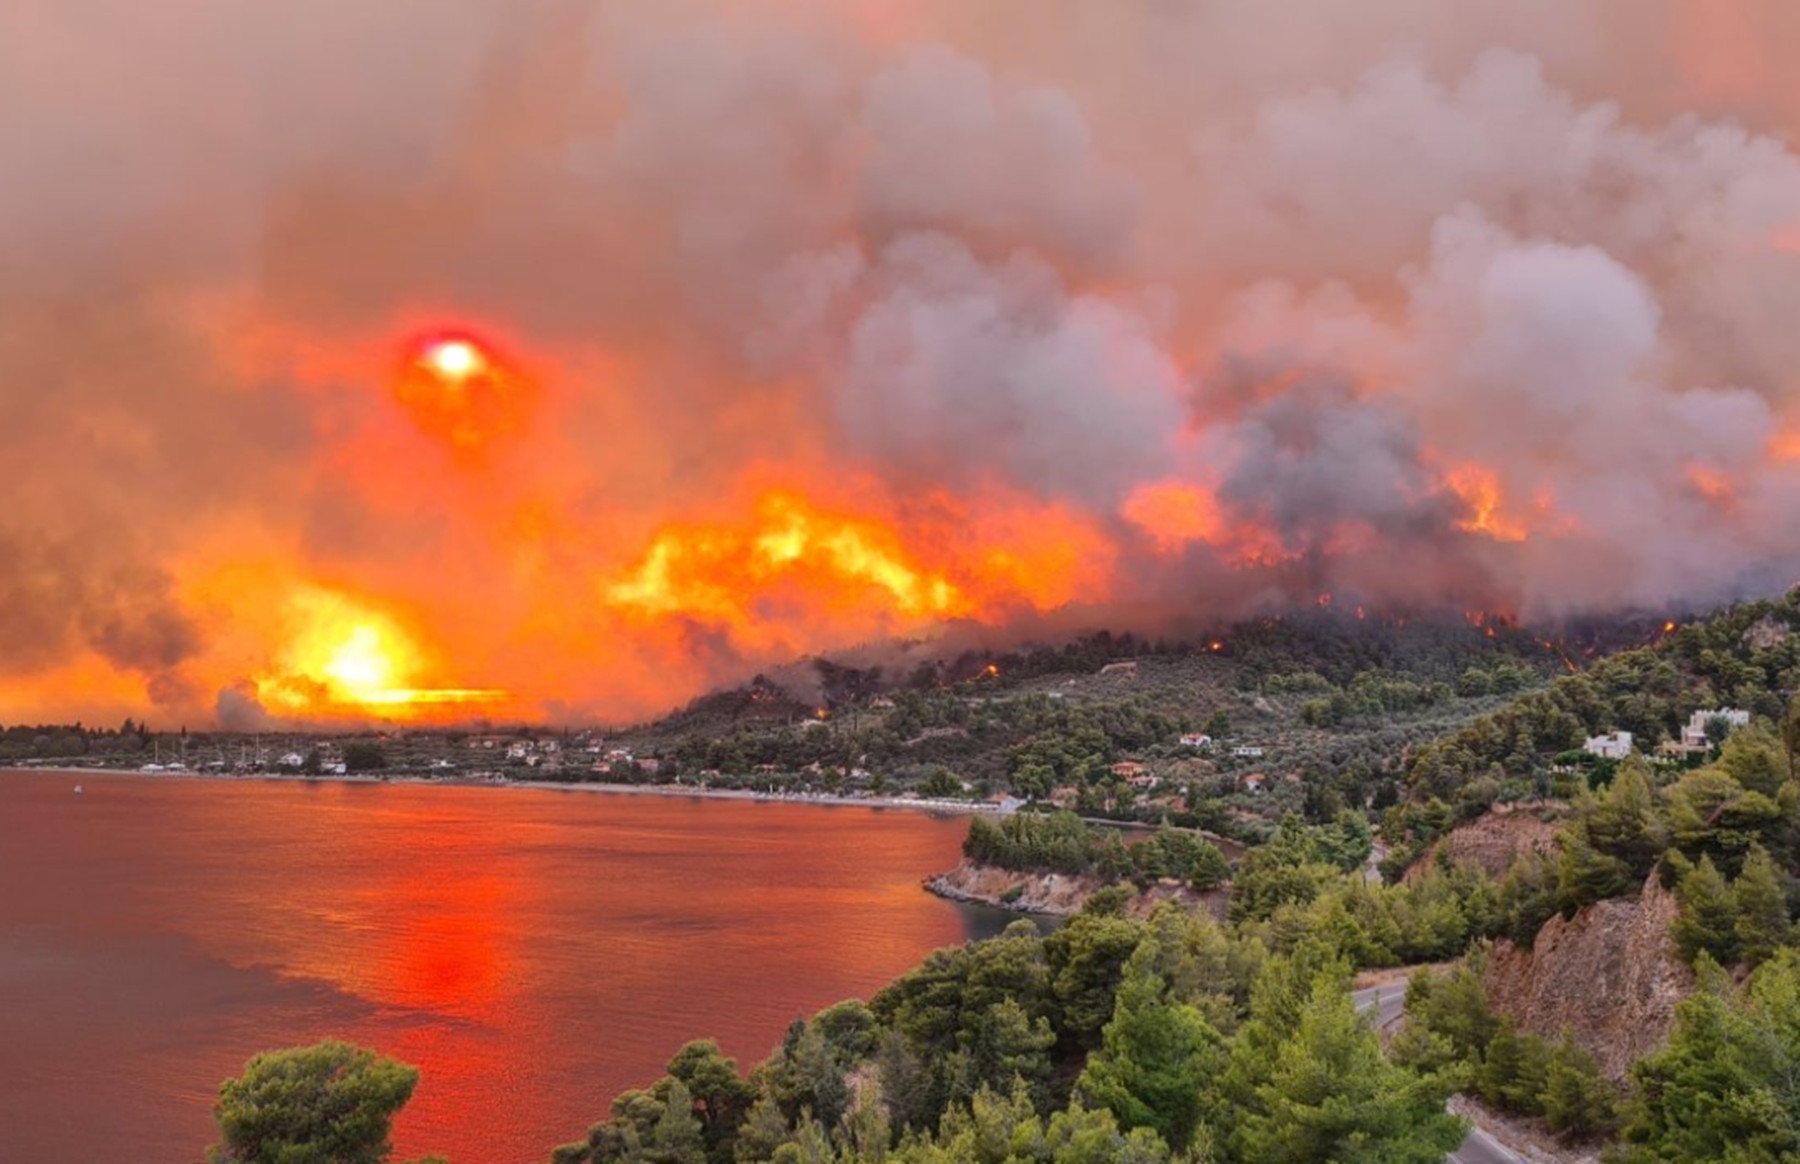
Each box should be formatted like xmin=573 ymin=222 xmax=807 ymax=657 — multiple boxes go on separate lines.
xmin=1242 ymin=772 xmax=1266 ymax=794
xmin=1110 ymin=760 xmax=1149 ymax=780
xmin=987 ymin=793 xmax=1027 ymax=814
xmin=1179 ymin=733 xmax=1214 ymax=749
xmin=1680 ymin=708 xmax=1751 ymax=751
xmin=1584 ymin=731 xmax=1634 ymax=760
xmin=1231 ymin=745 xmax=1265 ymax=759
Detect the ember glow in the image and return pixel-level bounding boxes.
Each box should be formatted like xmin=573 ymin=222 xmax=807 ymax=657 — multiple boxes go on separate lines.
xmin=7 ymin=0 xmax=1800 ymax=726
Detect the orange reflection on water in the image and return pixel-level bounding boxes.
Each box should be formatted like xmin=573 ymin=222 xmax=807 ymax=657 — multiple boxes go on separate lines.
xmin=12 ymin=777 xmax=998 ymax=1164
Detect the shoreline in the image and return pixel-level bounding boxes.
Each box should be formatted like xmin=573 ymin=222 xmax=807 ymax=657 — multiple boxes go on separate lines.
xmin=2 ymin=764 xmax=1006 ymax=817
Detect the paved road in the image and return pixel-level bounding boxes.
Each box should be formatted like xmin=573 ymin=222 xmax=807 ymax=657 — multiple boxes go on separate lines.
xmin=1352 ymin=985 xmax=1526 ymax=1164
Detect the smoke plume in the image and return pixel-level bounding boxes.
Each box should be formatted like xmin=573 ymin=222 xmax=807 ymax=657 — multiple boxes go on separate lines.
xmin=4 ymin=0 xmax=1800 ymax=724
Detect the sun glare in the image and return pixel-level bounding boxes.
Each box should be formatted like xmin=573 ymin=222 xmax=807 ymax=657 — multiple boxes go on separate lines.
xmin=321 ymin=624 xmax=400 ymax=697
xmin=424 ymin=339 xmax=482 ymax=379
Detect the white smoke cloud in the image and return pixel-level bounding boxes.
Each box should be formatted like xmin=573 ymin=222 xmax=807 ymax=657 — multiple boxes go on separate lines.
xmin=7 ymin=0 xmax=1800 ymax=721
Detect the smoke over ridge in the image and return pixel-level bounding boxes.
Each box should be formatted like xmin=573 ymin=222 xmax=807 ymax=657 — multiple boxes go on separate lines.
xmin=4 ymin=0 xmax=1800 ymax=724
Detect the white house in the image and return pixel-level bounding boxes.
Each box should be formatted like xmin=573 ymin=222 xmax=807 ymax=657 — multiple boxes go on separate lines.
xmin=1584 ymin=731 xmax=1634 ymax=760
xmin=1231 ymin=745 xmax=1265 ymax=759
xmin=1680 ymin=708 xmax=1751 ymax=751
xmin=278 ymin=753 xmax=305 ymax=769
xmin=1179 ymin=733 xmax=1214 ymax=750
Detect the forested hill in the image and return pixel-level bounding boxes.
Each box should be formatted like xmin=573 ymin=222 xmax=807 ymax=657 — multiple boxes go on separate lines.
xmin=608 ymin=608 xmax=1659 ymax=836
xmin=1389 ymin=591 xmax=1800 ymax=870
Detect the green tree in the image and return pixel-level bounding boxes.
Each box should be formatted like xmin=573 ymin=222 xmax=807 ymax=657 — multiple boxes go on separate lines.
xmin=665 ymin=1041 xmax=757 ymax=1163
xmin=1733 ymin=846 xmax=1793 ymax=968
xmin=1475 ymin=1019 xmax=1547 ymax=1115
xmin=1232 ymin=975 xmax=1468 ymax=1164
xmin=209 ymin=1041 xmax=434 ymax=1164
xmin=1076 ymin=946 xmax=1225 ymax=1151
xmin=1782 ymin=696 xmax=1800 ymax=784
xmin=344 ymin=743 xmax=388 ymax=773
xmin=1617 ymin=953 xmax=1800 ymax=1163
xmin=1672 ymin=855 xmax=1741 ymax=967
xmin=1540 ymin=1032 xmax=1614 ymax=1139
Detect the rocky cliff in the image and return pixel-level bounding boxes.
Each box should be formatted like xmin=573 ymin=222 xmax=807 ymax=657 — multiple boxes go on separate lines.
xmin=925 ymin=860 xmax=1224 ymax=919
xmin=1410 ymin=808 xmax=1563 ymax=882
xmin=1484 ymin=873 xmax=1693 ymax=1082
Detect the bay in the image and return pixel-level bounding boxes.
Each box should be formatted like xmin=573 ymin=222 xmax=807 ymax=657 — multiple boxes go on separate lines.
xmin=0 ymin=770 xmax=1012 ymax=1163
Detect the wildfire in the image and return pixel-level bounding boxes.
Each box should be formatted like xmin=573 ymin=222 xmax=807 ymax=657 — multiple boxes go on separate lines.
xmin=606 ymin=493 xmax=967 ymax=631
xmin=1446 ymin=465 xmax=1528 ymax=542
xmin=1122 ymin=479 xmax=1293 ymax=566
xmin=264 ymin=589 xmax=505 ymax=717
xmin=1685 ymin=464 xmax=1735 ymax=505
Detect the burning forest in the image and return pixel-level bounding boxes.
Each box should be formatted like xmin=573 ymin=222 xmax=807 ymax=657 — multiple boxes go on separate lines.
xmin=5 ymin=0 xmax=1800 ymax=726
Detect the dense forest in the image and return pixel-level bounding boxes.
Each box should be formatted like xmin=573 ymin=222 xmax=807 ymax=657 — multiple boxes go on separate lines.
xmin=1385 ymin=591 xmax=1800 ymax=874
xmin=545 ymin=897 xmax=1470 ymax=1164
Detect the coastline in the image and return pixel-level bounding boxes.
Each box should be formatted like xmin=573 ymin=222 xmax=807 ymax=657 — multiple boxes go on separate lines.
xmin=923 ymin=858 xmax=1229 ymax=920
xmin=1 ymin=765 xmax=1004 ymax=817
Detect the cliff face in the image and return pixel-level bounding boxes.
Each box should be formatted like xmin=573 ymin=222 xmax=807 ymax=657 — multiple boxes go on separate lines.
xmin=1410 ymin=809 xmax=1562 ymax=882
xmin=1484 ymin=873 xmax=1693 ymax=1082
xmin=925 ymin=860 xmax=1224 ymax=919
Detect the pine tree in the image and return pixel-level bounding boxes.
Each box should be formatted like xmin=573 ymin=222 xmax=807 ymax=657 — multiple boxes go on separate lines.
xmin=1672 ymin=855 xmax=1740 ymax=966
xmin=1232 ymin=974 xmax=1468 ymax=1164
xmin=1541 ymin=1032 xmax=1614 ymax=1139
xmin=1476 ymin=1019 xmax=1547 ymax=1116
xmin=1733 ymin=846 xmax=1792 ymax=968
xmin=648 ymin=1081 xmax=706 ymax=1164
xmin=1075 ymin=948 xmax=1225 ymax=1152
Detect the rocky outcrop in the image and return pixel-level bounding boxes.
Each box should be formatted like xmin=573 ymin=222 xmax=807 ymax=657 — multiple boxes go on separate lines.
xmin=925 ymin=860 xmax=1224 ymax=919
xmin=1484 ymin=873 xmax=1693 ymax=1082
xmin=1409 ymin=808 xmax=1562 ymax=882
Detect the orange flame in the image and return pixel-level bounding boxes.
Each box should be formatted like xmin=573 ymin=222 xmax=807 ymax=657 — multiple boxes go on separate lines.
xmin=1685 ymin=463 xmax=1735 ymax=505
xmin=1122 ymin=479 xmax=1289 ymax=565
xmin=605 ymin=492 xmax=967 ymax=629
xmin=1446 ymin=465 xmax=1529 ymax=542
xmin=263 ymin=588 xmax=507 ymax=718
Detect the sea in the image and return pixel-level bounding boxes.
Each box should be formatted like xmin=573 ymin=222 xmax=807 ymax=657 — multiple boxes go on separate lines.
xmin=0 ymin=770 xmax=1017 ymax=1162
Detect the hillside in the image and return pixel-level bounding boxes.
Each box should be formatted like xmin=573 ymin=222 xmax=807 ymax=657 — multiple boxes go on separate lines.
xmin=1386 ymin=591 xmax=1800 ymax=871
xmin=605 ymin=609 xmax=1633 ymax=835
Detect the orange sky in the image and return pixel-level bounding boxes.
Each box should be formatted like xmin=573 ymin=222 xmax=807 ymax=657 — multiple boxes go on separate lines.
xmin=4 ymin=0 xmax=1800 ymax=727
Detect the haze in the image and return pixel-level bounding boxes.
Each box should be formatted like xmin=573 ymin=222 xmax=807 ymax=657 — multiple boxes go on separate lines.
xmin=5 ymin=0 xmax=1800 ymax=727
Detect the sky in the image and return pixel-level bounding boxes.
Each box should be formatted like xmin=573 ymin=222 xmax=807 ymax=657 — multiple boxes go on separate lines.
xmin=4 ymin=0 xmax=1800 ymax=727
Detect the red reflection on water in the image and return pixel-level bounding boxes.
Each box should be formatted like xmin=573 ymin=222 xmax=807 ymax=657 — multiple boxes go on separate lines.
xmin=0 ymin=776 xmax=996 ymax=1164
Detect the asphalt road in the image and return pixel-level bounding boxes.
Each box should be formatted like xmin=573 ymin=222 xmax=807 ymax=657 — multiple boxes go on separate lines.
xmin=1351 ymin=984 xmax=1527 ymax=1164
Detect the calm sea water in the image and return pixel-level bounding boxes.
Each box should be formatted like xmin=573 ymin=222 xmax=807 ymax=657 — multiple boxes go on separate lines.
xmin=0 ymin=771 xmax=1014 ymax=1163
